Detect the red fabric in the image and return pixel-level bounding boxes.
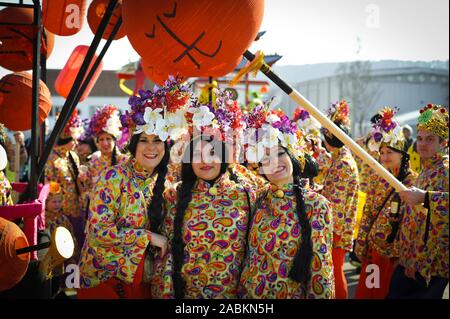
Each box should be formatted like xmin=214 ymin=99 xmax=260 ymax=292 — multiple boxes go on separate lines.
xmin=77 ymin=255 xmax=150 ymax=299
xmin=332 ymin=233 xmax=348 ymax=299
xmin=355 ymin=247 xmax=396 ymax=299
xmin=332 ymin=247 xmax=348 ymax=299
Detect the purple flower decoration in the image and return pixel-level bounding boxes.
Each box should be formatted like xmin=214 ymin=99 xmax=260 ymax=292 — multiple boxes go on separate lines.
xmin=373 ymin=132 xmax=383 ymax=142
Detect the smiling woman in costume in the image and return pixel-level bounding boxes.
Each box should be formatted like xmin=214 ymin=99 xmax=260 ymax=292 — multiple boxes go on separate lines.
xmin=77 ymin=77 xmax=191 ymax=299
xmin=239 ymin=106 xmax=335 ymax=299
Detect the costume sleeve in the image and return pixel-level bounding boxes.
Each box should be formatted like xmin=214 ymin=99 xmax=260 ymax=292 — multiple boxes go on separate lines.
xmin=150 ymin=186 xmax=177 ymax=299
xmin=305 ymin=196 xmax=335 ymax=299
xmin=354 ymin=174 xmax=379 ymax=260
xmin=86 ymin=168 xmax=151 ymax=250
xmin=331 ymin=160 xmax=359 ymax=251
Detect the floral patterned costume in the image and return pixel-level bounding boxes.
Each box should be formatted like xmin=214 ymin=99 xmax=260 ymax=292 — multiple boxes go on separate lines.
xmin=45 ymin=146 xmax=82 ymax=219
xmin=355 ymin=169 xmax=418 ymax=260
xmin=319 ymin=146 xmax=359 ymax=251
xmin=239 ymin=183 xmax=335 ymax=299
xmin=0 ymin=171 xmax=13 ymax=206
xmin=151 ymin=169 xmax=260 ymax=299
xmin=78 ymin=158 xmax=156 ymax=288
xmin=397 ymin=154 xmax=449 ymax=284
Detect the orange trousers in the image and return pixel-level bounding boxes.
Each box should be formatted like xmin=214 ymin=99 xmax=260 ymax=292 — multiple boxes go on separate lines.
xmin=77 ymin=257 xmax=150 ymax=299
xmin=355 ymin=247 xmax=396 ymax=299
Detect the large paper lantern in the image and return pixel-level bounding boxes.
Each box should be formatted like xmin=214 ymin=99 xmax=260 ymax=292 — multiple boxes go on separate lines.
xmin=122 ymin=0 xmax=264 ymax=82
xmin=0 ymin=217 xmax=30 ymax=292
xmin=140 ymin=59 xmax=176 ymax=86
xmin=54 ymin=45 xmax=104 ymax=102
xmin=0 ymin=7 xmax=55 ymax=72
xmin=0 ymin=72 xmax=52 ymax=131
xmin=87 ymin=0 xmax=126 ymax=40
xmin=42 ymin=0 xmax=87 ymax=36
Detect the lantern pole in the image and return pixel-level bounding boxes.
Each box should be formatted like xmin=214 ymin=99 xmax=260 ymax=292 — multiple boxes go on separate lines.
xmin=29 ymin=0 xmax=41 ymax=199
xmin=242 ymin=50 xmax=407 ymax=192
xmin=208 ymin=76 xmax=213 ymax=104
xmin=36 ymin=0 xmax=119 ymax=181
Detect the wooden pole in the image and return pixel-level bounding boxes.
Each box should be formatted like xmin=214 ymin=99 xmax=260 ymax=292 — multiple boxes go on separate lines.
xmin=243 ymin=50 xmax=407 ymax=192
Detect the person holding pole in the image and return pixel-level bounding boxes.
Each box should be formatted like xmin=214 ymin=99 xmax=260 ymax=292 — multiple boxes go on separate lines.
xmin=318 ymin=100 xmax=359 ymax=299
xmin=354 ymin=107 xmax=417 ymax=299
xmin=388 ymin=104 xmax=448 ymax=299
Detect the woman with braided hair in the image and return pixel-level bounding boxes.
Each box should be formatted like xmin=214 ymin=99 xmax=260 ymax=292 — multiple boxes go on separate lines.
xmin=77 ymin=77 xmax=191 ymax=299
xmin=354 ymin=107 xmax=417 ymax=299
xmin=238 ymin=107 xmax=334 ymax=299
xmin=150 ymin=133 xmax=260 ymax=299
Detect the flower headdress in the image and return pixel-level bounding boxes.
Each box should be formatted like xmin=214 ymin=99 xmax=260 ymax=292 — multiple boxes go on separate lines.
xmin=292 ymin=107 xmax=321 ymax=138
xmin=321 ymin=99 xmax=351 ymax=138
xmin=47 ymin=182 xmax=62 ymax=199
xmin=187 ymin=88 xmax=244 ymax=143
xmin=417 ymin=103 xmax=449 ymax=140
xmin=242 ymin=101 xmax=305 ymax=164
xmin=120 ymin=75 xmax=192 ymax=142
xmin=88 ymin=105 xmax=122 ymax=139
xmin=368 ymin=107 xmax=404 ymax=152
xmin=61 ymin=109 xmax=84 ymax=140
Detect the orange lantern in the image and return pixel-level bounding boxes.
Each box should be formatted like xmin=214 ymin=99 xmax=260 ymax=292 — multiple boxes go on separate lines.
xmin=54 ymin=45 xmax=104 ymax=102
xmin=140 ymin=59 xmax=180 ymax=86
xmin=0 ymin=7 xmax=55 ymax=72
xmin=42 ymin=0 xmax=87 ymax=36
xmin=0 ymin=217 xmax=30 ymax=292
xmin=0 ymin=72 xmax=52 ymax=131
xmin=122 ymin=0 xmax=264 ymax=81
xmin=87 ymin=0 xmax=126 ymax=40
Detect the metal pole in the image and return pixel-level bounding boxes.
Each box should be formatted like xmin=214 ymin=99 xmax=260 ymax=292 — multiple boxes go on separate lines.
xmin=36 ymin=0 xmax=119 ymax=180
xmin=29 ymin=0 xmax=41 ymax=199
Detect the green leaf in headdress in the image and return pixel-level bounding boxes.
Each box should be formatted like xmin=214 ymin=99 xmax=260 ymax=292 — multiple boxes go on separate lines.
xmin=418 ymin=109 xmax=433 ymax=125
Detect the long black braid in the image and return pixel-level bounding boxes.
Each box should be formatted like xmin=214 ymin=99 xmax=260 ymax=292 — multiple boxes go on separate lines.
xmin=386 ymin=147 xmax=411 ymax=243
xmin=286 ymin=149 xmax=313 ymax=283
xmin=257 ymin=147 xmax=313 ymax=283
xmin=127 ymin=133 xmax=169 ymax=233
xmin=172 ymin=135 xmax=228 ymax=299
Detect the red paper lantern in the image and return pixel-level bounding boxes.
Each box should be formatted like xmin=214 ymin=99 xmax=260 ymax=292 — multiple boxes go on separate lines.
xmin=54 ymin=45 xmax=104 ymax=102
xmin=0 ymin=72 xmax=52 ymax=131
xmin=122 ymin=0 xmax=264 ymax=81
xmin=87 ymin=0 xmax=126 ymax=40
xmin=0 ymin=217 xmax=30 ymax=292
xmin=0 ymin=7 xmax=55 ymax=72
xmin=42 ymin=0 xmax=87 ymax=36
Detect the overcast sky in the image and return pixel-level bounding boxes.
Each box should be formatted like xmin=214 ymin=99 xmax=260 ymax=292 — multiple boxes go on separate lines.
xmin=0 ymin=0 xmax=449 ymax=76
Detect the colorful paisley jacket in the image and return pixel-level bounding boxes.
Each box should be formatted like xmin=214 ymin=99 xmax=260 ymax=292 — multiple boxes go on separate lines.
xmin=239 ymin=183 xmax=335 ymax=299
xmin=397 ymin=154 xmax=449 ymax=284
xmin=151 ymin=168 xmax=261 ymax=299
xmin=78 ymin=158 xmax=155 ymax=288
xmin=355 ymin=169 xmax=417 ymax=260
xmin=319 ymin=146 xmax=360 ymax=251
xmin=80 ymin=150 xmax=129 ymax=211
xmin=0 ymin=171 xmax=13 ymax=206
xmin=45 ymin=146 xmax=82 ymax=218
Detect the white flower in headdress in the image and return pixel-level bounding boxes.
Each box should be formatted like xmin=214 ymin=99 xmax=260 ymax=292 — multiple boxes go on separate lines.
xmin=166 ymin=109 xmax=188 ymax=141
xmin=135 ymin=107 xmax=164 ymax=135
xmin=246 ymin=143 xmax=266 ymax=163
xmin=266 ymin=114 xmax=281 ymax=124
xmin=279 ymin=132 xmax=297 ymax=149
xmin=104 ymin=111 xmax=122 ymax=138
xmin=261 ymin=124 xmax=281 ymax=148
xmin=70 ymin=126 xmax=84 ymax=140
xmin=189 ymin=105 xmax=216 ymax=130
